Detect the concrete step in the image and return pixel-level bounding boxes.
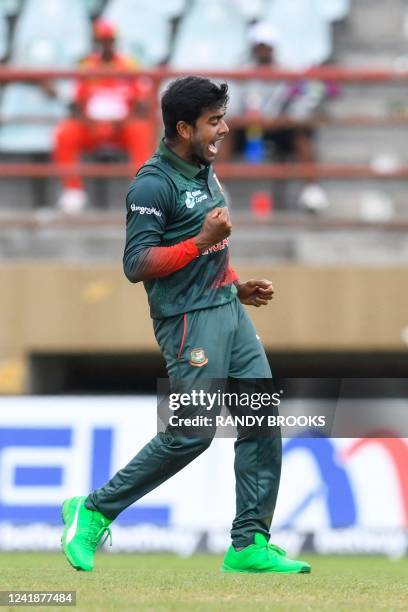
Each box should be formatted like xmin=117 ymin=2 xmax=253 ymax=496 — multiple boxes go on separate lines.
xmin=317 ymin=126 xmax=408 ymax=163
xmin=334 ymin=0 xmax=408 ymax=53
xmin=0 ymin=220 xmax=407 ymax=265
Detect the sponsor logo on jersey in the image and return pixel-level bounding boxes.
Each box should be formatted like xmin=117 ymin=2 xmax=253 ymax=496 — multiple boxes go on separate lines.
xmin=201 ymin=238 xmax=229 ymax=255
xmin=189 ymin=348 xmax=208 ymax=367
xmin=130 ymin=204 xmax=162 ymax=216
xmin=185 ymin=190 xmax=208 ymax=208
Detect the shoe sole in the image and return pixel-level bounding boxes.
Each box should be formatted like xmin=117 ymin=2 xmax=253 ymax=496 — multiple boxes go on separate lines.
xmin=61 ymin=499 xmax=90 ymax=572
xmin=221 ymin=563 xmax=311 ymax=574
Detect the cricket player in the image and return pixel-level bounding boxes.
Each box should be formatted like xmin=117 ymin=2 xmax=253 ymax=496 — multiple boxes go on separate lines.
xmin=61 ymin=76 xmax=311 ymax=574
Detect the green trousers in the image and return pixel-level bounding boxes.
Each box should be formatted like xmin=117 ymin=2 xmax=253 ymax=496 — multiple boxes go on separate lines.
xmin=86 ymin=298 xmax=282 ymax=548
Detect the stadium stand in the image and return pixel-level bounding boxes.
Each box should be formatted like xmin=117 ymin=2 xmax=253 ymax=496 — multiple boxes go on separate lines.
xmin=0 ymin=0 xmax=23 ymax=18
xmin=0 ymin=7 xmax=8 ymax=61
xmin=106 ymin=0 xmax=187 ymax=20
xmin=102 ymin=0 xmax=174 ymax=66
xmin=82 ymin=0 xmax=106 ymax=17
xmin=0 ymin=0 xmax=408 ymax=219
xmin=148 ymin=0 xmax=187 ymax=19
xmin=0 ymin=83 xmax=66 ymax=154
xmin=170 ymin=0 xmax=249 ymax=69
xmin=264 ymin=0 xmax=332 ymax=68
xmin=11 ymin=0 xmax=91 ymax=65
xmin=232 ymin=0 xmax=267 ymax=22
xmin=318 ymin=0 xmax=350 ymax=22
xmin=0 ymin=0 xmax=93 ymax=156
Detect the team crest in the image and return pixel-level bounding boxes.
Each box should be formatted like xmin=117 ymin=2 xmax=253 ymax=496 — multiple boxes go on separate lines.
xmin=189 ymin=348 xmax=208 ymax=367
xmin=185 ymin=191 xmax=195 ymax=208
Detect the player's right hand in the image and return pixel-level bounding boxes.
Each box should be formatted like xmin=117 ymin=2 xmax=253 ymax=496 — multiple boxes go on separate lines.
xmin=194 ymin=207 xmax=232 ymax=253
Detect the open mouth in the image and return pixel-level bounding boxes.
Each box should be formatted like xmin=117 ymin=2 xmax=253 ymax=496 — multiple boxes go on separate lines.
xmin=208 ymin=137 xmax=224 ymax=156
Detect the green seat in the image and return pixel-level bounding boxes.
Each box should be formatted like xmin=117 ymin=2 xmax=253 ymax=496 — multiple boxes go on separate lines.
xmin=317 ymin=0 xmax=350 ymax=21
xmin=0 ymin=84 xmax=67 ymax=153
xmin=12 ymin=0 xmax=91 ymax=66
xmin=103 ymin=0 xmax=172 ymax=66
xmin=265 ymin=0 xmax=332 ymax=68
xmin=170 ymin=0 xmax=249 ymax=69
xmin=0 ymin=0 xmax=23 ymax=17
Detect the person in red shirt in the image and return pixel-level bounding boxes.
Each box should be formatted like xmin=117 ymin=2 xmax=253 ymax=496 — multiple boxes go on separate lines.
xmin=54 ymin=19 xmax=155 ymax=214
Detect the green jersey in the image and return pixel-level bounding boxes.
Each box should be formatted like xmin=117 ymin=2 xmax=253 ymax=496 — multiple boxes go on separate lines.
xmin=123 ymin=140 xmax=237 ymax=319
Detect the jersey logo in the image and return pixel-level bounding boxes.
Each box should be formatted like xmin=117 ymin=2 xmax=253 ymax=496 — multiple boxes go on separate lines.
xmin=130 ymin=203 xmax=162 ymax=216
xmin=185 ymin=190 xmax=208 ymax=209
xmin=189 ymin=348 xmax=208 ymax=367
xmin=201 ymin=238 xmax=229 ymax=256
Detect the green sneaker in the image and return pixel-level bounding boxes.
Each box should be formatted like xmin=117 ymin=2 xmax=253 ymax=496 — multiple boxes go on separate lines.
xmin=221 ymin=533 xmax=311 ymax=574
xmin=61 ymin=496 xmax=112 ymax=571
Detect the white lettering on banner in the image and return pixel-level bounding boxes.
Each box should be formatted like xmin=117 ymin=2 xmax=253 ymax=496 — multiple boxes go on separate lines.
xmin=0 ymin=524 xmax=406 ymax=558
xmin=0 ymin=523 xmax=201 ymax=555
xmin=130 ymin=204 xmax=162 ymax=216
xmin=0 ymin=397 xmax=407 ymax=542
xmin=314 ymin=529 xmax=408 ymax=560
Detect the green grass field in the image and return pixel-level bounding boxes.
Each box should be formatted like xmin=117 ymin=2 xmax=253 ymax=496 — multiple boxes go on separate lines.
xmin=1 ymin=553 xmax=407 ymax=611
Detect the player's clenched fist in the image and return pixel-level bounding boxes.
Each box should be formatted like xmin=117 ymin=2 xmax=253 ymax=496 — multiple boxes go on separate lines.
xmin=194 ymin=207 xmax=232 ymax=253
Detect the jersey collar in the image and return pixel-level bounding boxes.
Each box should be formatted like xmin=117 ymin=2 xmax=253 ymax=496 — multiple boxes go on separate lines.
xmin=158 ymin=139 xmax=209 ymax=180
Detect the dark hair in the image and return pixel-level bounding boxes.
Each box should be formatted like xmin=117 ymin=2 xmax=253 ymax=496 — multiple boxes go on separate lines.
xmin=161 ymin=76 xmax=229 ymax=140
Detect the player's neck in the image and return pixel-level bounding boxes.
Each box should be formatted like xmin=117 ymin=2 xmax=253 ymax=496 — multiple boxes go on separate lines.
xmin=164 ymin=138 xmax=200 ymax=167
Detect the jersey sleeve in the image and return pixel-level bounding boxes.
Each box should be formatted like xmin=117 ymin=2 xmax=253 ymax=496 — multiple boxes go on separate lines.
xmin=123 ymin=173 xmax=199 ymax=283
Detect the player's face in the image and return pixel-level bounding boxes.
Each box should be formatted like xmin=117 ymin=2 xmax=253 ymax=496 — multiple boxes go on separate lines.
xmin=190 ymin=107 xmax=229 ymax=164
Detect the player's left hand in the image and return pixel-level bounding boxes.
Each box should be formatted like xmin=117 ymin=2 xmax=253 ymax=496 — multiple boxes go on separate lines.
xmin=236 ymin=279 xmax=274 ymax=307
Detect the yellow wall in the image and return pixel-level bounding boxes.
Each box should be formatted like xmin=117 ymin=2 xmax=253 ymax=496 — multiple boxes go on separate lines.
xmin=1 ymin=263 xmax=407 ymax=392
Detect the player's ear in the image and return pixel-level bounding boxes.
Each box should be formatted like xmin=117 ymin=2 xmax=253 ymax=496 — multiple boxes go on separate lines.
xmin=176 ymin=120 xmax=193 ymax=141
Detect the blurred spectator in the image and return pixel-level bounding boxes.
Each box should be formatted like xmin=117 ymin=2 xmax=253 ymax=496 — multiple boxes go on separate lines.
xmin=53 ymin=19 xmax=154 ymax=214
xmin=228 ymin=21 xmax=339 ymax=212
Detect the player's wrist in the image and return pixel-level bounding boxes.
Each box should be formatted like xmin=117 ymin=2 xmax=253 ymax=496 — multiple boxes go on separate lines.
xmin=194 ymin=233 xmax=212 ymax=254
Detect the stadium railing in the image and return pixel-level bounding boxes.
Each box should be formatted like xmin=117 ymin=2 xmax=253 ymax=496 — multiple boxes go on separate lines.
xmin=0 ymin=66 xmax=408 ymax=182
